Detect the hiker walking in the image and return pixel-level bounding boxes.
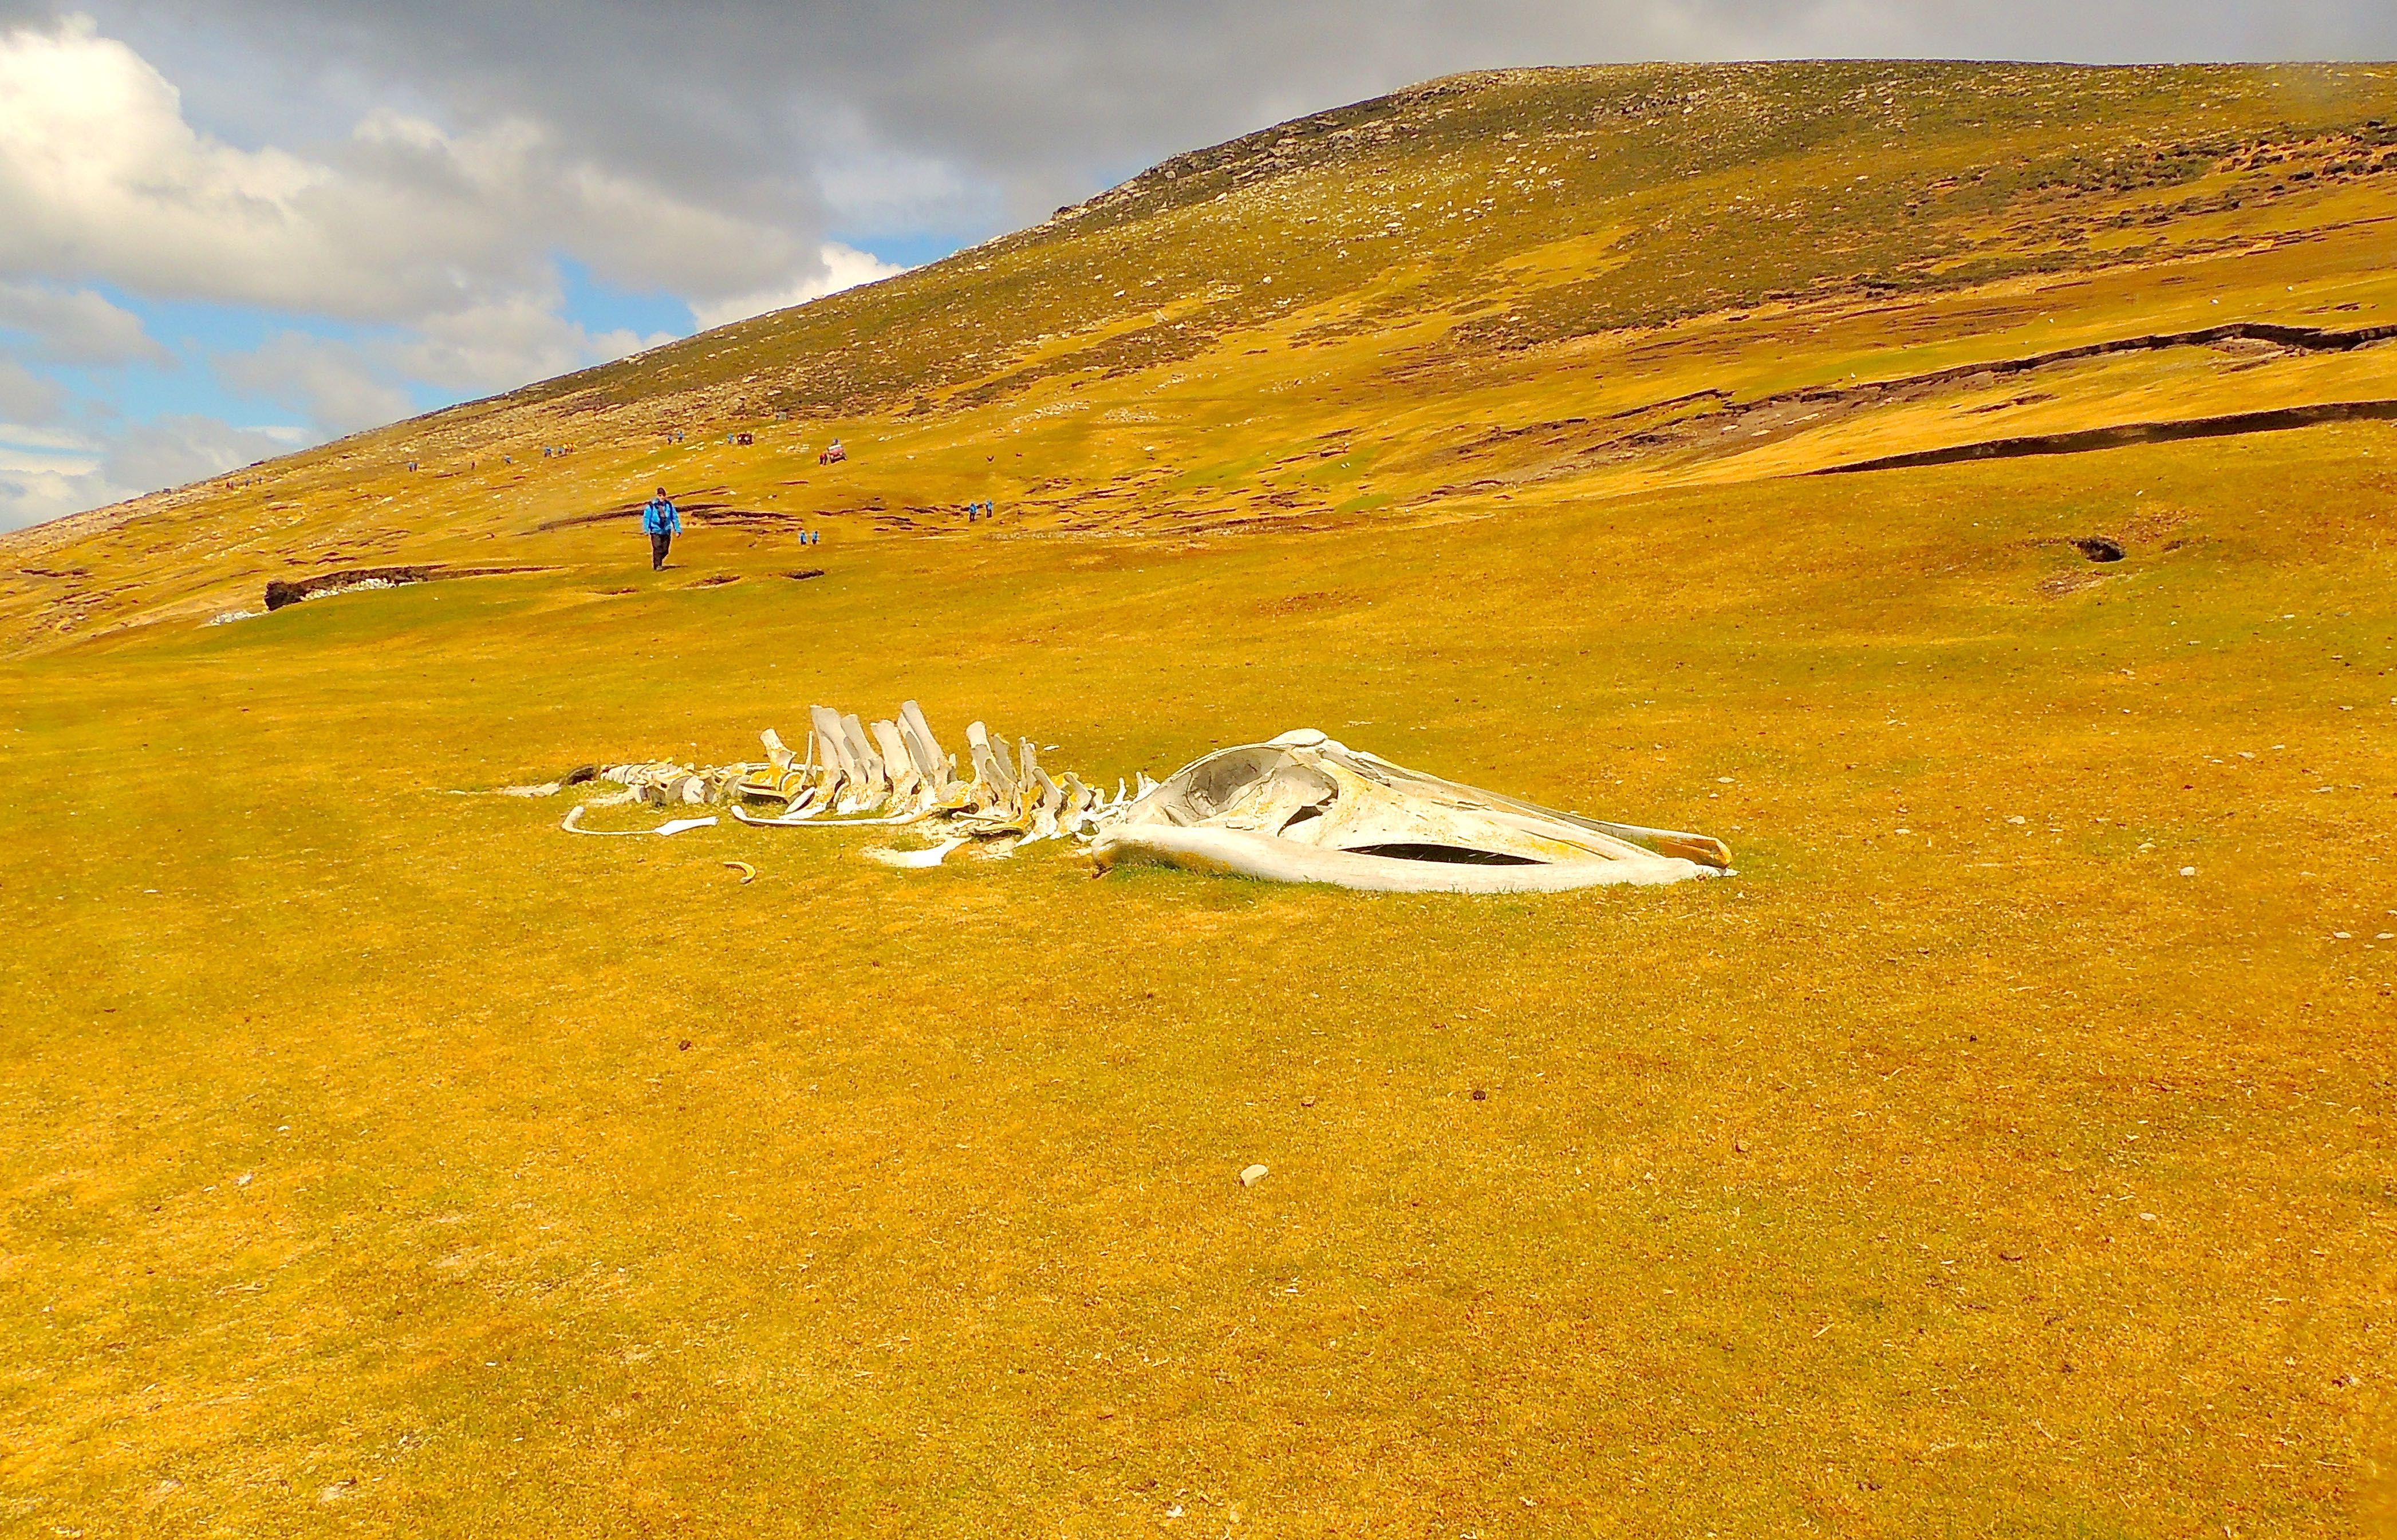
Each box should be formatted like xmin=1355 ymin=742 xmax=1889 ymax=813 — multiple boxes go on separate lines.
xmin=642 ymin=486 xmax=680 ymax=570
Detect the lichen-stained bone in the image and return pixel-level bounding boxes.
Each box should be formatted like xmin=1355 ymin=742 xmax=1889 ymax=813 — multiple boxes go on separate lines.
xmin=1093 ymin=729 xmax=1729 ymax=891
xmin=565 ymin=709 xmax=1728 ymax=892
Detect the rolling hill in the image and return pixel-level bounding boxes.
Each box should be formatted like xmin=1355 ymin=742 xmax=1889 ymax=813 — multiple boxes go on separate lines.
xmin=8 ymin=61 xmax=2397 ymax=646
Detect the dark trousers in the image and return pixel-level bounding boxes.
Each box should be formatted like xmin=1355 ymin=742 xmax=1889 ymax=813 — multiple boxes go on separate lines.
xmin=650 ymin=531 xmax=672 ymax=569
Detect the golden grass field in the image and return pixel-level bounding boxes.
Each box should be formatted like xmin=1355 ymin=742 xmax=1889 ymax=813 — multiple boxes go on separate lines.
xmin=3 ymin=62 xmax=2395 ymax=1536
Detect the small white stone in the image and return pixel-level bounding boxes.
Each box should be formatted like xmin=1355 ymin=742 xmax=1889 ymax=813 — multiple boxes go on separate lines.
xmin=2179 ymin=867 xmax=2197 ymax=877
xmin=1239 ymin=1164 xmax=1269 ymax=1188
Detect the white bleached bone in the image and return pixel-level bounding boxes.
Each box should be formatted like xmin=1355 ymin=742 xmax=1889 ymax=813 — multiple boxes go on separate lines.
xmin=1091 ymin=731 xmax=1728 ymax=891
xmin=865 ymin=837 xmax=968 ymax=868
xmin=567 ymin=709 xmax=1730 ymax=892
xmin=563 ymin=805 xmax=721 ymax=838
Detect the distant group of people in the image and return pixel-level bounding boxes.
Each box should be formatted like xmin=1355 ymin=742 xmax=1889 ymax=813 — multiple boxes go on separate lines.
xmin=965 ymin=499 xmax=996 ymax=521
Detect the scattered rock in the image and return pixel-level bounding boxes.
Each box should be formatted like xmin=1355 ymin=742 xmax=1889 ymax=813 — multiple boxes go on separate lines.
xmin=1239 ymin=1163 xmax=1269 ymax=1187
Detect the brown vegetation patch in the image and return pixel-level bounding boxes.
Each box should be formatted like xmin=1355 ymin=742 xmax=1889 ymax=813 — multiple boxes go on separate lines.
xmin=1256 ymin=590 xmax=1363 ymax=615
xmin=1815 ymin=398 xmax=2397 ymax=476
xmin=2036 ymin=569 xmax=2109 ymax=597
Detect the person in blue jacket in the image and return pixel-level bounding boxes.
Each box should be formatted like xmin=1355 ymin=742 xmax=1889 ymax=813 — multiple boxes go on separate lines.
xmin=642 ymin=486 xmax=680 ymax=570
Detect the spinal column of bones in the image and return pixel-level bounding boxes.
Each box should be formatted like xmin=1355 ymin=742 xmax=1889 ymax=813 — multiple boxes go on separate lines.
xmin=721 ymin=701 xmax=1125 ymax=843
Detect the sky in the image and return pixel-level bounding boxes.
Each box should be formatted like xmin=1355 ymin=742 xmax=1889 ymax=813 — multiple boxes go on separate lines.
xmin=1 ymin=2 xmax=2392 ymax=531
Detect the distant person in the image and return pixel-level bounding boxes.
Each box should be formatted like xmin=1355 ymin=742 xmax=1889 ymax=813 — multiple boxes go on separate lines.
xmin=642 ymin=486 xmax=680 ymax=570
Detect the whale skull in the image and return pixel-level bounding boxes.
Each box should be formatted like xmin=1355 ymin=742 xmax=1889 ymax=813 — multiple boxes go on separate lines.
xmin=1092 ymin=729 xmax=1729 ymax=892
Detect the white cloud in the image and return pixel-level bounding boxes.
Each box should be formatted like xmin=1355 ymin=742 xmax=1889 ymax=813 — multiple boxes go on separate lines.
xmin=0 ymin=357 xmax=66 ymax=424
xmin=101 ymin=413 xmax=307 ymax=491
xmin=0 ymin=17 xmax=336 ymax=303
xmin=688 ymin=243 xmax=908 ymax=330
xmin=216 ymin=333 xmax=417 ymax=436
xmin=0 ymin=281 xmax=170 ymax=366
xmin=0 ymin=420 xmax=101 ymax=477
xmin=0 ymin=412 xmax=307 ymax=531
xmin=381 ymin=296 xmax=673 ymax=394
xmin=0 ymin=15 xmax=826 ymax=319
xmin=217 ymin=298 xmax=677 ymax=437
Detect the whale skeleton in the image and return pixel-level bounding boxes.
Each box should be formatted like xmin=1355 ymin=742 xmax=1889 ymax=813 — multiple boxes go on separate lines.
xmin=565 ymin=704 xmax=1730 ymax=893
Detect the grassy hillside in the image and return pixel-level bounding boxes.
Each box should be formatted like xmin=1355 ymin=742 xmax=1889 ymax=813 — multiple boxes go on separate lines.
xmin=9 ymin=61 xmax=2397 ymax=648
xmin=2 ymin=62 xmax=2394 ymax=1535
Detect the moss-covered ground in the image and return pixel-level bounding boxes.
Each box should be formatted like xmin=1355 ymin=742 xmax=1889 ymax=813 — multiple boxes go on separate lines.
xmin=2 ymin=60 xmax=2395 ymax=1537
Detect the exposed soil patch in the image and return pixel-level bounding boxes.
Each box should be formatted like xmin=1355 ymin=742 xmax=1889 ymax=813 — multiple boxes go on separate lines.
xmin=1812 ymin=398 xmax=2397 ymax=476
xmin=262 ymin=564 xmax=555 ymax=611
xmin=2119 ymin=506 xmax=2197 ymax=548
xmin=1416 ymin=323 xmax=2397 ymax=498
xmin=783 ymin=568 xmax=826 ymax=581
xmin=2071 ymin=536 xmax=2126 ymax=562
xmin=698 ymin=508 xmax=808 ymax=530
xmin=687 ymin=574 xmax=742 ymax=588
xmin=1257 ymin=590 xmax=1363 ymax=615
xmin=532 ymin=488 xmax=738 ymax=531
